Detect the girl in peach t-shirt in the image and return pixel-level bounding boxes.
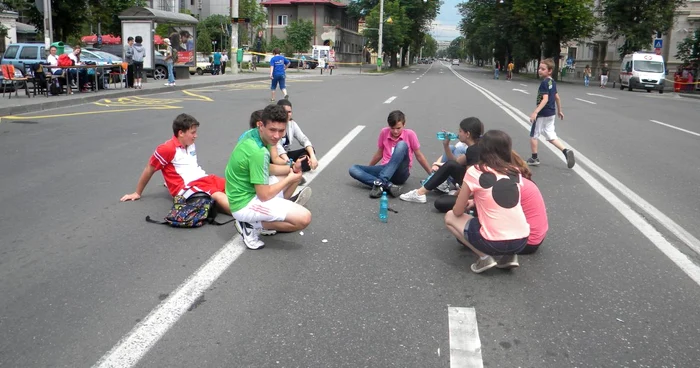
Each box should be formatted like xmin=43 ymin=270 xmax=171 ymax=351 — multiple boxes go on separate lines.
xmin=444 ymin=130 xmax=530 ymax=274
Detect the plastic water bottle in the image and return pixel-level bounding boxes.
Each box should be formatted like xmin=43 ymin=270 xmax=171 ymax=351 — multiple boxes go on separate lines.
xmin=420 ymin=172 xmax=436 ymax=186
xmin=379 ymin=192 xmax=389 ymax=223
xmin=436 ymin=132 xmax=458 ymax=140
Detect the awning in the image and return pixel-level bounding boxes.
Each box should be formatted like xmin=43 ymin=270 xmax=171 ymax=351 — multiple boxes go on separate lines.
xmin=15 ymin=21 xmax=37 ymax=34
xmin=118 ymin=6 xmax=199 ymax=24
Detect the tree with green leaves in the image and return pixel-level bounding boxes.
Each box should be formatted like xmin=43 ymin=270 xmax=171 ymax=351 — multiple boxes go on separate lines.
xmin=513 ymin=0 xmax=597 ymax=79
xmin=197 ymin=29 xmax=212 ymax=54
xmin=601 ymin=0 xmax=686 ymax=58
xmin=239 ymin=0 xmax=267 ymax=46
xmin=398 ymin=0 xmax=440 ymax=66
xmin=25 ymin=0 xmax=92 ymax=41
xmin=676 ymin=28 xmax=700 ymax=65
xmin=87 ymin=0 xmax=146 ymax=37
xmin=422 ymin=34 xmax=438 ymax=57
xmin=285 ymin=20 xmax=315 ymax=54
xmin=362 ymin=0 xmax=409 ymax=68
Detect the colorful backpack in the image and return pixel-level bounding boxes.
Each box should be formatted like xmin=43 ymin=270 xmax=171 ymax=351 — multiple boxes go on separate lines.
xmin=146 ymin=192 xmax=233 ymax=228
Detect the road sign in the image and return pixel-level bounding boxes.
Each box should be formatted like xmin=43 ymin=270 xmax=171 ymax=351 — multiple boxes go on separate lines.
xmin=654 ymin=39 xmax=663 ymax=49
xmin=655 ymin=48 xmax=662 ymax=55
xmin=231 ymin=17 xmax=250 ymax=23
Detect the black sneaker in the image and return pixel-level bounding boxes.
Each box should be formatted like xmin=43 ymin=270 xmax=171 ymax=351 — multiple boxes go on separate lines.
xmin=284 ymin=94 xmax=289 ymax=99
xmin=369 ymin=181 xmax=384 ymax=198
xmin=387 ymin=183 xmax=402 ymax=198
xmin=564 ymin=149 xmax=575 ymax=169
xmin=235 ymin=220 xmax=265 ymax=250
xmin=526 ymin=157 xmax=540 ymax=166
xmin=290 ymin=187 xmax=312 ymax=207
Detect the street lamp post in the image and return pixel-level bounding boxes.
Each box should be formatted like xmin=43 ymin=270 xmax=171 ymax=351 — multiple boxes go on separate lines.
xmin=42 ymin=0 xmax=53 ymax=48
xmin=230 ymin=0 xmax=239 ymax=74
xmin=377 ymin=0 xmax=384 ymax=72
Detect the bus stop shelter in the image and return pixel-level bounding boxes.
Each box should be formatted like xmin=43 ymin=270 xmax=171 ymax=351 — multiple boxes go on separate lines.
xmin=119 ymin=6 xmax=198 ymax=80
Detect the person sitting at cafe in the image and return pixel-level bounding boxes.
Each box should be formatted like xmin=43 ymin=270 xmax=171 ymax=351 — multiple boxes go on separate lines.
xmin=68 ymin=45 xmax=90 ymax=92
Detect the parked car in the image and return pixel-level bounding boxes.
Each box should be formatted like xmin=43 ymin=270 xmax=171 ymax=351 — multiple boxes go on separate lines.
xmin=289 ymin=58 xmax=318 ymax=69
xmin=88 ymin=45 xmax=171 ymax=80
xmin=0 ymin=42 xmax=46 ymax=71
xmin=189 ymin=54 xmax=213 ymax=75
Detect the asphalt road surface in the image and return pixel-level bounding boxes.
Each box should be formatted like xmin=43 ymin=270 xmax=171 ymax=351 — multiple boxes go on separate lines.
xmin=1 ymin=63 xmax=700 ymax=368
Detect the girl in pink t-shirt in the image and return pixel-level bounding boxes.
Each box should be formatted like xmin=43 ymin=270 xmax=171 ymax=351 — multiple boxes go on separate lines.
xmin=444 ymin=130 xmax=530 ymax=274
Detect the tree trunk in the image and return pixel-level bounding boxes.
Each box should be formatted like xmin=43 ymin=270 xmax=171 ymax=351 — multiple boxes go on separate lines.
xmin=390 ymin=51 xmax=398 ymax=69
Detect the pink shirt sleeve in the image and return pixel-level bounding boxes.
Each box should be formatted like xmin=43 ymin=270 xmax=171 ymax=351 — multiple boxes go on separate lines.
xmin=464 ymin=166 xmax=479 ymax=192
xmin=377 ymin=128 xmax=388 ymax=149
xmin=405 ymin=130 xmax=420 ymax=151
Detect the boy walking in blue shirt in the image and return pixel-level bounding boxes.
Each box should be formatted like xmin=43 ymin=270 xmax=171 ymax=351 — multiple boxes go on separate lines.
xmin=269 ymin=48 xmax=290 ymax=102
xmin=527 ymin=58 xmax=575 ymax=169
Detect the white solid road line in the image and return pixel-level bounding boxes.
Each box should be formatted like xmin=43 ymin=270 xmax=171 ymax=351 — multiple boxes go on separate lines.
xmin=448 ymin=307 xmax=484 ymax=368
xmin=575 ymin=98 xmax=597 ymax=105
xmin=384 ymin=96 xmax=397 ymax=104
xmin=650 ymin=119 xmax=700 ymax=137
xmin=92 ymin=125 xmax=366 ymax=368
xmin=449 ymin=68 xmax=700 ymax=286
xmin=586 ymin=92 xmax=618 ymax=100
xmin=403 ymin=86 xmax=409 ymax=90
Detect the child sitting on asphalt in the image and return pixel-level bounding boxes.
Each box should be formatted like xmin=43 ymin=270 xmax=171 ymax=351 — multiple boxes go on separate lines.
xmin=443 ymin=130 xmax=530 ymax=274
xmin=399 ymin=117 xmax=484 ymax=204
xmin=348 ymin=110 xmax=432 ymax=198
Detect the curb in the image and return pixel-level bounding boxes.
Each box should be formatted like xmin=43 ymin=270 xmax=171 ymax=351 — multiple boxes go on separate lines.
xmin=678 ymin=93 xmax=700 ymax=100
xmin=0 ymin=75 xmax=269 ymax=117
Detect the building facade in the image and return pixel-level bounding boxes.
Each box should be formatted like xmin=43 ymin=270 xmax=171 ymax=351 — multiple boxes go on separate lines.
xmin=561 ymin=0 xmax=700 ymax=80
xmin=261 ymin=0 xmax=363 ymax=63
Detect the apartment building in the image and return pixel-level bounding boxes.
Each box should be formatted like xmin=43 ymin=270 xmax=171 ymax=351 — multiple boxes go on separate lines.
xmin=261 ymin=0 xmax=363 ymax=63
xmin=562 ymin=0 xmax=700 ymax=78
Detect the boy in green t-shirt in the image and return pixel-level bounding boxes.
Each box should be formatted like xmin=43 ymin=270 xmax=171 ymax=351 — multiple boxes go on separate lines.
xmin=225 ymin=105 xmax=312 ymax=250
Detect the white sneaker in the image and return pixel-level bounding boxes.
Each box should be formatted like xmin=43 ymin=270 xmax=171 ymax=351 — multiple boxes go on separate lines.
xmin=399 ymin=189 xmax=427 ymax=203
xmin=260 ymin=228 xmax=277 ymax=236
xmin=164 ymin=82 xmax=171 ymax=86
xmin=235 ymin=220 xmax=265 ymax=249
xmin=435 ymin=181 xmax=450 ymax=193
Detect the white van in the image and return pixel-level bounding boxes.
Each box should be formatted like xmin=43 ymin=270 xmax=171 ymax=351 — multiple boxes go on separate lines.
xmin=619 ymin=52 xmax=666 ymax=93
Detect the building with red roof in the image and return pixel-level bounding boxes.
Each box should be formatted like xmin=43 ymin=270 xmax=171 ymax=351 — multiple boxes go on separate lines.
xmin=261 ymin=0 xmax=363 ymax=63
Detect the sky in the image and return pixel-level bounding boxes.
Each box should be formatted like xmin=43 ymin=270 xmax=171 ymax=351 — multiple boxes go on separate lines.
xmin=430 ymin=0 xmax=462 ymax=42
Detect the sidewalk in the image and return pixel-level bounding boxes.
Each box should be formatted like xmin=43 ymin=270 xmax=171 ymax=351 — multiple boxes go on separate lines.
xmin=0 ymin=65 xmax=386 ymax=117
xmin=0 ymin=70 xmax=271 ymax=117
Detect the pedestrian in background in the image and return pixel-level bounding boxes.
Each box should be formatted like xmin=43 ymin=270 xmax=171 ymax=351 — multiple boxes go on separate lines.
xmin=221 ymin=52 xmax=228 ymax=74
xmin=269 ymin=48 xmax=289 ymax=101
xmin=124 ymin=36 xmax=135 ymax=88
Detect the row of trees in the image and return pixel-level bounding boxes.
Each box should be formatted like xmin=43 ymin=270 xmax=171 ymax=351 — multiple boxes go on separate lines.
xmin=456 ymin=0 xmax=694 ymax=79
xmin=349 ymin=0 xmax=440 ymax=68
xmin=2 ymin=0 xmax=268 ymax=51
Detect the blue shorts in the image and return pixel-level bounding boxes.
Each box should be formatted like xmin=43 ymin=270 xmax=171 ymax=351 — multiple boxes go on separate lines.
xmin=271 ymin=75 xmax=286 ymax=90
xmin=464 ymin=218 xmax=527 ymax=256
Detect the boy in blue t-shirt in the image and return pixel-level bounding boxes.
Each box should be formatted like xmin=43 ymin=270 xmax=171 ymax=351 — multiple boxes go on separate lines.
xmin=269 ymin=48 xmax=290 ymax=102
xmin=527 ymin=58 xmax=575 ymax=169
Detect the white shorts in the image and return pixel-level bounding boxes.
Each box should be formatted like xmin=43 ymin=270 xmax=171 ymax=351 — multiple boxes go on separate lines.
xmin=232 ymin=175 xmax=291 ymax=223
xmin=232 ymin=196 xmax=293 ymax=223
xmin=530 ymin=115 xmax=557 ymax=140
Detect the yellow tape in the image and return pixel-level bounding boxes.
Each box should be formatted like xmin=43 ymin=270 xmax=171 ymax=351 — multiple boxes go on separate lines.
xmin=245 ymin=51 xmax=362 ymax=65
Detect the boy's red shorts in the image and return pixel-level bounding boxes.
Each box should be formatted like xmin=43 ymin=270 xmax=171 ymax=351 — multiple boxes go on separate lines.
xmin=180 ymin=175 xmax=226 ymax=197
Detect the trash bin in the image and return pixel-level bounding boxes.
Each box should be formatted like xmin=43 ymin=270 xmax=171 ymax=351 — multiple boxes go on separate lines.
xmin=51 ymin=41 xmax=65 ymax=55
xmin=236 ymin=48 xmax=244 ymax=64
xmin=560 ymin=67 xmax=567 ymax=77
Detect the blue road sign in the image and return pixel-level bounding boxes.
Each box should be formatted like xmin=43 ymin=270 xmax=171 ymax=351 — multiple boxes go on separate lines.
xmin=654 ymin=39 xmax=663 ymax=49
